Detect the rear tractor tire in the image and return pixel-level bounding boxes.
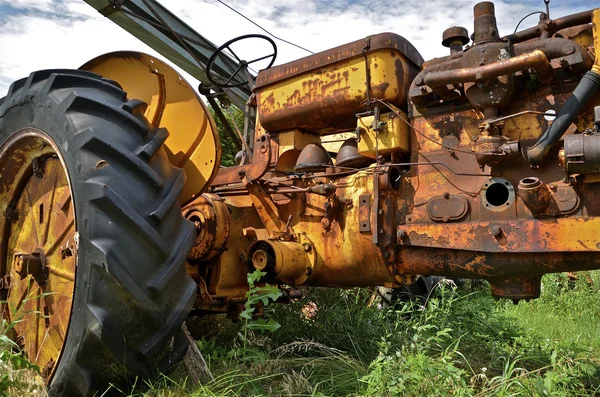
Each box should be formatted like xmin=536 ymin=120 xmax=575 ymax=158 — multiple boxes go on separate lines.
xmin=0 ymin=70 xmax=197 ymax=396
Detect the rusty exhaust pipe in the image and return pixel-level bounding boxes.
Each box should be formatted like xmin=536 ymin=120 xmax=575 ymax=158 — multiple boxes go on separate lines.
xmin=423 ymin=50 xmax=554 ymax=87
xmin=504 ymin=9 xmax=593 ymax=43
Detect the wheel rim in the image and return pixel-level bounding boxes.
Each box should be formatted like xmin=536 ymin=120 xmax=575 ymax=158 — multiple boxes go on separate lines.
xmin=0 ymin=128 xmax=76 ymax=381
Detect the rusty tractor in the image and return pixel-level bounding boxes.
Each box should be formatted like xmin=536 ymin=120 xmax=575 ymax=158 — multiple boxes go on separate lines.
xmin=1 ymin=0 xmax=600 ymax=395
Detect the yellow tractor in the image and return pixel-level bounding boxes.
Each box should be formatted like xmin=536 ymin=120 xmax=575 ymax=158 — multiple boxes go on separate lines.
xmin=1 ymin=0 xmax=599 ymax=395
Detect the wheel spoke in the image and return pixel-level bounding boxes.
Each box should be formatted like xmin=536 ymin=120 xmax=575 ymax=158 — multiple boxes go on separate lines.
xmin=8 ymin=277 xmax=34 ymax=318
xmin=41 ymin=170 xmax=59 ymax=246
xmin=33 ymin=285 xmax=41 ymax=358
xmin=44 ymin=220 xmax=74 ymax=255
xmin=223 ymin=64 xmax=243 ymax=86
xmin=226 ymin=45 xmax=242 ymax=62
xmin=24 ymin=185 xmax=41 ymax=248
xmin=248 ymin=53 xmax=274 ymax=65
xmin=48 ymin=266 xmax=75 ymax=282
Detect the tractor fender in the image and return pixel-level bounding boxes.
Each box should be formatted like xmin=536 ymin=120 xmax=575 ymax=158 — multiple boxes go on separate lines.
xmin=80 ymin=51 xmax=221 ymax=204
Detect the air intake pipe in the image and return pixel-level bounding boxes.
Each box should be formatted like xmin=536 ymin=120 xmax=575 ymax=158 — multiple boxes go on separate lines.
xmin=526 ymin=8 xmax=600 ymax=167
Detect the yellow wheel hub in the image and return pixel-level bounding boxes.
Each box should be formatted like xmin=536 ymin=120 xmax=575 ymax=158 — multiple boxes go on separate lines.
xmin=1 ymin=129 xmax=76 ymax=381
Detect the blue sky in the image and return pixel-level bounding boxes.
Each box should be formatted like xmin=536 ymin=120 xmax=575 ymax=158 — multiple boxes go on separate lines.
xmin=0 ymin=0 xmax=598 ymax=95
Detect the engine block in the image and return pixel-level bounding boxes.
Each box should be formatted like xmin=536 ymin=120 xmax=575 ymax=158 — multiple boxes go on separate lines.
xmin=184 ymin=2 xmax=600 ymax=315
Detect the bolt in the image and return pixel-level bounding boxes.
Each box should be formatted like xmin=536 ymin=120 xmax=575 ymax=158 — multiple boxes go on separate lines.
xmin=397 ymin=230 xmax=406 ymax=239
xmin=305 ymin=267 xmax=313 ymax=276
xmin=339 ymin=197 xmax=352 ymax=206
xmin=544 ymin=19 xmax=556 ymax=30
xmin=549 ymin=183 xmax=557 ymax=192
xmin=414 ymin=75 xmax=424 ymax=86
xmin=443 ymin=192 xmax=450 ymax=199
xmin=491 ymin=226 xmax=502 ymax=237
xmin=378 ymin=209 xmax=384 ymax=215
xmin=562 ymin=44 xmax=575 ymax=55
xmin=13 ymin=255 xmax=23 ymax=273
xmin=303 ymin=243 xmax=312 ymax=252
xmin=471 ymin=135 xmax=479 ymax=142
xmin=237 ymin=169 xmax=246 ymax=177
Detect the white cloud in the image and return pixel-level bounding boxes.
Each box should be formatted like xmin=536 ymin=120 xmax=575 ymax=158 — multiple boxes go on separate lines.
xmin=0 ymin=0 xmax=597 ymax=96
xmin=0 ymin=0 xmax=55 ymax=12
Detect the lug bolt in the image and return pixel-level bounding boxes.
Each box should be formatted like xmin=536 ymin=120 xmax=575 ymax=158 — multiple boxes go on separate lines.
xmin=13 ymin=255 xmax=23 ymax=273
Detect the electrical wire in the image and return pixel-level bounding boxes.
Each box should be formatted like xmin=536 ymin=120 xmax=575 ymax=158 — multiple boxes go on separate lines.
xmin=374 ymin=99 xmax=505 ymax=157
xmin=418 ymin=153 xmax=481 ymax=196
xmin=513 ymin=11 xmax=545 ymax=34
xmin=215 ymin=0 xmax=315 ymax=54
xmin=304 ymin=160 xmax=490 ymax=180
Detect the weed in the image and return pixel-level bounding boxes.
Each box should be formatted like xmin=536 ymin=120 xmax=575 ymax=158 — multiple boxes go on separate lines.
xmin=6 ymin=272 xmax=600 ymax=396
xmin=0 ymin=291 xmax=47 ymax=397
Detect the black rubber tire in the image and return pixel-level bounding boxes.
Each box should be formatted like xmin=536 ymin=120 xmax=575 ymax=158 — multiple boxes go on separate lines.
xmin=0 ymin=70 xmax=197 ymax=396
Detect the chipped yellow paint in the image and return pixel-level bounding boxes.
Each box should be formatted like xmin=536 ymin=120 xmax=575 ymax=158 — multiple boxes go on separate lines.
xmin=593 ymin=9 xmax=600 ymax=75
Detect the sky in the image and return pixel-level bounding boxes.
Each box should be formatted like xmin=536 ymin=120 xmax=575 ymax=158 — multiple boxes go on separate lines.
xmin=0 ymin=0 xmax=598 ymax=97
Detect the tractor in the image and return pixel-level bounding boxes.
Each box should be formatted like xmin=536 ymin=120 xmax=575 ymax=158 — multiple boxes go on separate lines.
xmin=1 ymin=0 xmax=599 ymax=395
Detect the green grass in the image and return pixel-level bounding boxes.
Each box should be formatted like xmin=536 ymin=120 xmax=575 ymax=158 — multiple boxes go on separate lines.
xmin=4 ymin=273 xmax=600 ymax=396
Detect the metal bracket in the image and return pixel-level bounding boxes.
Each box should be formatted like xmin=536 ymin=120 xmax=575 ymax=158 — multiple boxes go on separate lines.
xmin=212 ymin=134 xmax=272 ymax=186
xmin=32 ymin=157 xmax=44 ymax=178
xmin=359 ymin=194 xmax=371 ymax=232
xmin=6 ymin=200 xmax=17 ymax=223
xmin=246 ymin=182 xmax=291 ymax=238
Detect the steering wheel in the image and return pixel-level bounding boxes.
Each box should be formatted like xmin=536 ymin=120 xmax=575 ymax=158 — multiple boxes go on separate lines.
xmin=206 ymin=34 xmax=277 ymax=88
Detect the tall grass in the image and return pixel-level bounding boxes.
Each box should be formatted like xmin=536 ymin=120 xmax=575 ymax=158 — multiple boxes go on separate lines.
xmin=4 ymin=272 xmax=600 ymax=396
xmin=0 ymin=292 xmax=48 ymax=397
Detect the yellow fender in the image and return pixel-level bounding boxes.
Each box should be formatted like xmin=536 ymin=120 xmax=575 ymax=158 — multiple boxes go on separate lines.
xmin=594 ymin=9 xmax=600 ymax=75
xmin=80 ymin=51 xmax=221 ymax=204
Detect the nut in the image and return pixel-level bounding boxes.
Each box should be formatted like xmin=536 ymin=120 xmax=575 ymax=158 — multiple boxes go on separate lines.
xmin=491 ymin=225 xmax=502 ymax=237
